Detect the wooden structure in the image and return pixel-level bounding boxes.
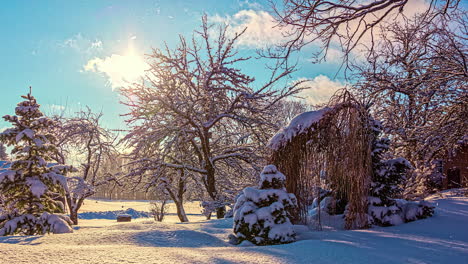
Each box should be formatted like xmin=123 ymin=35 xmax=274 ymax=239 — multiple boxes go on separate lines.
xmin=269 ymin=91 xmax=373 ymax=229
xmin=117 ymin=214 xmax=132 ymax=222
xmin=443 ymin=144 xmax=467 ymax=189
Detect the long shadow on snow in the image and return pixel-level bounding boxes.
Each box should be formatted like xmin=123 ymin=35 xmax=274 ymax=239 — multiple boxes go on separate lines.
xmin=132 ymin=229 xmax=229 ymax=248
xmin=0 ymin=235 xmax=42 ymax=245
xmin=241 ymin=195 xmax=468 ymax=264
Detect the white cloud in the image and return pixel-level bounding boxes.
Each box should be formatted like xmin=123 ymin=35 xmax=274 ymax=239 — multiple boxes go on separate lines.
xmin=308 ymin=47 xmax=344 ymax=64
xmin=338 ymin=0 xmax=431 ymax=55
xmin=210 ymin=10 xmax=288 ymax=48
xmin=209 ymin=1 xmax=431 ymax=54
xmin=83 ymin=53 xmax=148 ymax=90
xmin=61 ymin=33 xmax=103 ymax=54
xmin=296 ymin=75 xmax=346 ymax=105
xmin=400 ymin=0 xmax=431 ymax=17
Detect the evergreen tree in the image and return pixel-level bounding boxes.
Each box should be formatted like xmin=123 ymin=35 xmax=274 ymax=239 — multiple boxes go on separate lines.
xmin=0 ymin=91 xmax=73 ymax=235
xmin=369 ymin=121 xmax=408 ymax=202
xmin=368 ymin=120 xmax=433 ymax=226
xmin=232 ymin=165 xmax=296 ymax=245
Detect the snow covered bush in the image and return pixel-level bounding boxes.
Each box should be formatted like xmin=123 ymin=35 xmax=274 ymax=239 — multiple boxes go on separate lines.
xmin=0 ymin=92 xmax=74 ymax=235
xmin=232 ymin=165 xmax=297 ymax=246
xmin=395 ymin=199 xmax=435 ymax=222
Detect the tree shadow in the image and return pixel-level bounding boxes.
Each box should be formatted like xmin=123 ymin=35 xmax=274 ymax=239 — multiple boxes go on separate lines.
xmin=0 ymin=235 xmax=42 ymax=245
xmin=132 ymin=229 xmax=229 ymax=248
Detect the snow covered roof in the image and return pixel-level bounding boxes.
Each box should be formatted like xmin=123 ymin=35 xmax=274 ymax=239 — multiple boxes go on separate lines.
xmin=268 ymin=108 xmax=331 ymax=150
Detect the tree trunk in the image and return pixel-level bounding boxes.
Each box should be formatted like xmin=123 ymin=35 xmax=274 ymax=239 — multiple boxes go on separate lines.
xmin=174 ymin=200 xmax=189 ymax=222
xmin=166 ymin=179 xmax=189 ymax=223
xmin=66 ymin=195 xmax=84 ymax=225
xmin=216 ymin=206 xmax=225 ymax=219
xmin=70 ymin=209 xmax=79 ymax=225
xmin=202 ymin=128 xmax=225 ymax=219
xmin=205 ymin=166 xmax=225 ymax=219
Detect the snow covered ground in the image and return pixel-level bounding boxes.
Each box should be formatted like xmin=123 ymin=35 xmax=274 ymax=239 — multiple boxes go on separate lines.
xmin=0 ymin=189 xmax=467 ymax=264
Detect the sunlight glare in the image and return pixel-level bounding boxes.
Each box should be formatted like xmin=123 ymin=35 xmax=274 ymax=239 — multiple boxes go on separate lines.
xmin=84 ymin=47 xmax=148 ymax=90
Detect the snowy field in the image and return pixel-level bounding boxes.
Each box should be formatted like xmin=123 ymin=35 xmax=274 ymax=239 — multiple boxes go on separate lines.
xmin=0 ymin=189 xmax=467 ymax=264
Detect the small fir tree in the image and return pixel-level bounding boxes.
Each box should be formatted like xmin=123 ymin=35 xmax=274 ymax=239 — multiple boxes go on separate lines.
xmin=232 ymin=165 xmax=296 ymax=245
xmin=0 ymin=91 xmax=73 ymax=235
xmin=368 ymin=120 xmax=433 ymax=226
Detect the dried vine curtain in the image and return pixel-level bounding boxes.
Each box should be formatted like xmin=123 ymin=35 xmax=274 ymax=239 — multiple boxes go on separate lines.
xmin=270 ymin=91 xmax=373 ymax=229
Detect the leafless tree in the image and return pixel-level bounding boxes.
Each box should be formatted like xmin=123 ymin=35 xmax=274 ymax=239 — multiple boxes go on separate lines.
xmin=124 ymin=135 xmax=195 ymax=222
xmin=121 ymin=16 xmax=304 ymax=219
xmin=150 ymin=199 xmax=169 ymax=222
xmin=270 ymin=0 xmax=461 ymax=66
xmin=352 ymin=12 xmax=467 ymax=196
xmin=271 ymin=99 xmax=313 ymax=128
xmin=53 ymin=108 xmax=119 ymax=224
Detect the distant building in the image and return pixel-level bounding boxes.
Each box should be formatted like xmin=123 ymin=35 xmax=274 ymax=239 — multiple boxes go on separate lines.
xmin=442 ymin=144 xmax=467 ymax=189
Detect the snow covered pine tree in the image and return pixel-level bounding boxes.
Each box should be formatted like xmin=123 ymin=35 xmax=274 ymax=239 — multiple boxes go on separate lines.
xmin=232 ymin=165 xmax=296 ymax=245
xmin=0 ymin=91 xmax=73 ymax=235
xmin=368 ymin=120 xmax=434 ymax=226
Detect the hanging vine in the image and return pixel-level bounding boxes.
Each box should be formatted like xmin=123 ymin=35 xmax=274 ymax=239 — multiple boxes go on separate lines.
xmin=269 ymin=90 xmax=373 ymax=229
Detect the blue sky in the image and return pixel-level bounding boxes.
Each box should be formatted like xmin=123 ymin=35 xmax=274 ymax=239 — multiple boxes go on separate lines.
xmin=0 ymin=0 xmax=369 ymax=130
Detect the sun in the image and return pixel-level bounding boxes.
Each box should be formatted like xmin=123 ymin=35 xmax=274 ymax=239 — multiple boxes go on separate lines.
xmin=84 ymin=47 xmax=148 ymax=90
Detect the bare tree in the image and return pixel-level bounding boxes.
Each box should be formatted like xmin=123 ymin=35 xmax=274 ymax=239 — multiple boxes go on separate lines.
xmin=53 ymin=108 xmax=119 ymax=224
xmin=352 ymin=12 xmax=467 ymax=195
xmin=124 ymin=135 xmax=195 ymax=222
xmin=270 ymin=0 xmax=461 ymax=65
xmin=271 ymin=99 xmax=312 ymax=128
xmin=150 ymin=199 xmax=169 ymax=222
xmin=121 ymin=16 xmax=303 ymax=218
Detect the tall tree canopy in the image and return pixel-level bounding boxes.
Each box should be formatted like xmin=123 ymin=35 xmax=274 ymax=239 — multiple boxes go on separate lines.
xmin=271 ymin=0 xmax=461 ymax=65
xmin=121 ymin=16 xmax=303 ymax=219
xmin=353 ymin=12 xmax=467 ymax=195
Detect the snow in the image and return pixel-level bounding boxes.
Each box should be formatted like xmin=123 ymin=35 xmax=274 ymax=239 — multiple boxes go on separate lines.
xmin=41 ymin=213 xmax=74 ymax=234
xmin=26 ymin=177 xmax=48 ymax=198
xmin=233 ymin=165 xmax=297 ymax=245
xmin=0 ymin=189 xmax=466 ymax=263
xmin=308 ymin=197 xmax=346 ymax=230
xmin=14 ymin=128 xmax=35 ymax=143
xmin=269 ymin=108 xmax=330 ymax=150
xmin=79 ymin=208 xmax=150 ymax=220
xmin=79 ymin=199 xmax=207 ymax=222
xmin=0 ymin=169 xmax=16 ymax=182
xmin=259 ymin=165 xmax=286 ymax=185
xmin=0 ymin=213 xmax=73 ymax=236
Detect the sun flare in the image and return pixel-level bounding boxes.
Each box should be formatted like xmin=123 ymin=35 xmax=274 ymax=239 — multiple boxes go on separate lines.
xmin=84 ymin=48 xmax=147 ymax=90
